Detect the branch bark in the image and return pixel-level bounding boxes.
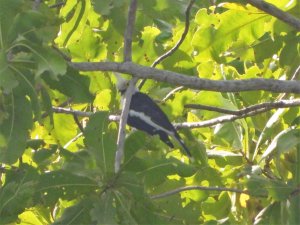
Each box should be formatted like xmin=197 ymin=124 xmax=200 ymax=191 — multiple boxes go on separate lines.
xmin=247 ymin=0 xmax=300 ymax=31
xmin=70 ymin=61 xmax=300 ymax=93
xmin=115 ymin=0 xmax=138 ymax=173
xmin=185 ymin=99 xmax=300 ymax=116
xmin=123 ymin=0 xmax=137 ymax=62
xmin=176 ymin=99 xmax=300 ymax=129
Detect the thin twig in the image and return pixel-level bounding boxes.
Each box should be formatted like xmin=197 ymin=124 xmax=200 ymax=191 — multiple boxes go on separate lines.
xmin=290 ymin=64 xmax=300 ymax=81
xmin=138 ymin=0 xmax=195 ymax=89
xmin=123 ymin=0 xmax=137 ymax=62
xmin=185 ymin=99 xmax=300 ymax=116
xmin=51 ymin=99 xmax=300 ymax=130
xmin=150 ymin=185 xmax=267 ymax=199
xmin=51 ymin=106 xmax=120 ymax=121
xmin=185 ymin=104 xmax=239 ymax=114
xmin=52 ymin=44 xmax=71 ymax=61
xmin=151 ymin=0 xmax=195 ymax=68
xmin=277 ymin=65 xmax=300 ymax=100
xmin=161 ymin=86 xmax=184 ymax=102
xmin=72 ymin=114 xmax=84 ymax=133
xmin=70 ymin=61 xmax=300 ymax=94
xmin=176 ymin=99 xmax=300 ymax=129
xmin=247 ymin=0 xmax=300 ymax=31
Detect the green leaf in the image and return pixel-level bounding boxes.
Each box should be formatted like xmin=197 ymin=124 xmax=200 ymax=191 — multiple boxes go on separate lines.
xmin=52 ymin=198 xmax=95 ymax=225
xmin=266 ymin=179 xmax=293 ymax=201
xmin=202 ymin=192 xmax=231 ymax=219
xmin=94 ymin=89 xmax=111 ymax=110
xmin=0 ymin=93 xmax=33 ymax=163
xmin=192 ymin=4 xmax=268 ymax=62
xmin=40 ymin=86 xmax=54 ymax=125
xmin=0 ymin=0 xmax=23 ymax=47
xmin=83 ymin=112 xmax=116 ymax=173
xmin=0 ymin=51 xmax=18 ymax=93
xmin=0 ymin=164 xmax=39 ymax=224
xmin=260 ymin=128 xmax=300 ymax=161
xmin=68 ymin=26 xmax=107 ymax=62
xmin=32 ymin=146 xmax=57 ymax=165
xmin=42 ymin=67 xmax=93 ymax=103
xmin=254 ymin=202 xmax=281 ymax=225
xmin=90 ymin=192 xmax=118 ymax=225
xmin=279 ymin=33 xmax=300 ymax=68
xmin=35 ymin=170 xmax=97 ymax=207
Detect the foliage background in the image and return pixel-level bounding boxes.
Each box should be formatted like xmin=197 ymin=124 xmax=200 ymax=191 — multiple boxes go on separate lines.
xmin=0 ymin=0 xmax=300 ymax=224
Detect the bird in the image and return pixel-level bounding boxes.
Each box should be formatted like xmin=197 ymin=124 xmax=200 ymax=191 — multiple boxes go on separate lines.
xmin=115 ymin=73 xmax=192 ymax=157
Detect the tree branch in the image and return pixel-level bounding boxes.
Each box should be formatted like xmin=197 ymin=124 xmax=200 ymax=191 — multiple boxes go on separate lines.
xmin=123 ymin=0 xmax=137 ymax=62
xmin=115 ymin=0 xmax=138 ymax=173
xmin=51 ymin=106 xmax=120 ymax=121
xmin=70 ymin=61 xmax=300 ymax=93
xmin=176 ymin=99 xmax=300 ymax=129
xmin=185 ymin=99 xmax=300 ymax=116
xmin=247 ymin=0 xmax=300 ymax=31
xmin=150 ymin=185 xmax=267 ymax=199
xmin=115 ymin=77 xmax=138 ymax=173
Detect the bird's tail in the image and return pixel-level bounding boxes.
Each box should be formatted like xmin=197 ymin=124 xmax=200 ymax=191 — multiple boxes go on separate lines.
xmin=173 ymin=133 xmax=192 ymax=158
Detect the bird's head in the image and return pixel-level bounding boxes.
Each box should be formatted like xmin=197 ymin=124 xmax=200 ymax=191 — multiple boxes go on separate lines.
xmin=114 ymin=73 xmax=129 ymax=95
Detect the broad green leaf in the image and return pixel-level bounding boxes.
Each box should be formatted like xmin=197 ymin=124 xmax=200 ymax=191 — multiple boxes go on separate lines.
xmin=132 ymin=26 xmax=161 ymax=66
xmin=90 ymin=192 xmax=118 ymax=225
xmin=0 ymin=93 xmax=33 ymax=163
xmin=245 ymin=175 xmax=269 ymax=197
xmin=68 ymin=26 xmax=107 ymax=62
xmin=288 ymin=195 xmax=300 ymax=225
xmin=52 ymin=198 xmax=94 ymax=225
xmin=0 ymin=0 xmax=23 ymax=47
xmin=279 ymin=34 xmax=300 ymax=68
xmin=192 ymin=5 xmax=268 ymax=62
xmin=55 ymin=0 xmax=88 ymax=47
xmin=213 ymin=122 xmax=243 ymax=149
xmin=42 ymin=67 xmax=93 ymax=103
xmin=45 ymin=113 xmax=78 ymax=147
xmin=165 ymin=90 xmax=195 ymax=118
xmin=33 ymin=46 xmax=67 ymax=78
xmin=253 ymin=108 xmax=287 ymax=160
xmin=35 ymin=170 xmax=97 ymax=207
xmin=0 ymin=164 xmax=39 ymax=224
xmin=266 ymin=179 xmax=293 ymax=201
xmin=12 ymin=68 xmax=41 ymax=121
xmin=18 ymin=209 xmax=51 ymax=225
xmin=0 ymin=51 xmax=18 ymax=93
xmin=260 ymin=128 xmax=300 ymax=161
xmin=254 ymin=202 xmax=281 ymax=225
xmin=83 ymin=112 xmax=116 ymax=173
xmin=40 ymin=86 xmax=54 ymax=125
xmin=123 ymin=131 xmax=148 ymax=166
xmin=202 ymin=192 xmax=231 ymax=219
xmin=94 ymin=89 xmax=111 ymax=111
xmin=192 ymin=91 xmax=237 ymax=119
xmin=32 ymin=146 xmax=57 ymax=165
xmin=0 ymin=182 xmax=35 ymax=224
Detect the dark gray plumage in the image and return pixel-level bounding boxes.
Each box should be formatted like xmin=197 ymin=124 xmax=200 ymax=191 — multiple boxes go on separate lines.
xmin=115 ymin=74 xmax=192 ymax=157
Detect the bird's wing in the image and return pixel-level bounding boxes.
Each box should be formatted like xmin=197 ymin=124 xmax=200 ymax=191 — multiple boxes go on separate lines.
xmin=130 ymin=92 xmax=175 ymax=132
